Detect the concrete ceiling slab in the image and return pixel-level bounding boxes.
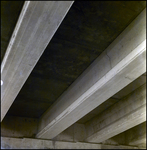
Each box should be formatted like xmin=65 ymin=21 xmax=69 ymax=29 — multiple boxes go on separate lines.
xmin=3 ymin=1 xmax=146 ymax=119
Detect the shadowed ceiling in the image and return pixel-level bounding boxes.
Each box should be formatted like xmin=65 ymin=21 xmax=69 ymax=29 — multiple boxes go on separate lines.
xmin=1 ymin=1 xmax=24 ymax=62
xmin=1 ymin=1 xmax=146 ymax=121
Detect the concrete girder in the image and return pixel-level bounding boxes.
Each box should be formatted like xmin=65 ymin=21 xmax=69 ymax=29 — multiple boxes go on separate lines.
xmin=1 ymin=1 xmax=74 ymax=121
xmin=85 ymin=84 xmax=146 ymax=143
xmin=36 ymin=9 xmax=146 ymax=139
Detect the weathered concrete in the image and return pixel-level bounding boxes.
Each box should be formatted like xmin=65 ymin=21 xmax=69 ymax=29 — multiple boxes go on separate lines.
xmin=85 ymin=84 xmax=146 ymax=143
xmin=129 ymin=136 xmax=146 ymax=146
xmin=112 ymin=73 xmax=146 ymax=99
xmin=54 ymin=123 xmax=86 ymax=142
xmin=5 ymin=1 xmax=146 ymax=119
xmin=1 ymin=114 xmax=146 ymax=148
xmin=101 ymin=144 xmax=138 ymax=149
xmin=78 ymin=74 xmax=146 ymax=124
xmin=1 ymin=1 xmax=74 ymax=121
xmin=102 ymin=122 xmax=146 ymax=147
xmin=1 ymin=2 xmax=146 ymax=148
xmin=1 ymin=137 xmax=101 ymax=149
xmin=1 ymin=116 xmax=38 ymax=138
xmin=1 ymin=115 xmax=87 ymax=142
xmin=36 ymin=8 xmax=146 ymax=139
xmin=126 ymin=122 xmax=146 ymax=147
xmin=1 ymin=137 xmax=140 ymax=149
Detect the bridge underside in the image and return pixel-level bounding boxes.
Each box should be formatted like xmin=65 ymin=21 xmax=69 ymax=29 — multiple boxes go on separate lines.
xmin=1 ymin=1 xmax=146 ymax=149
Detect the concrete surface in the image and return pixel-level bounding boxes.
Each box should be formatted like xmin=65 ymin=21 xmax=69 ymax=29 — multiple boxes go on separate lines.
xmin=2 ymin=115 xmax=145 ymax=147
xmin=77 ymin=74 xmax=146 ymax=124
xmin=1 ymin=1 xmax=73 ymax=121
xmin=1 ymin=115 xmax=86 ymax=142
xmin=1 ymin=1 xmax=146 ymax=148
xmin=36 ymin=8 xmax=146 ymax=139
xmin=1 ymin=116 xmax=38 ymax=138
xmin=1 ymin=137 xmax=141 ymax=149
xmin=4 ymin=1 xmax=146 ymax=119
xmin=54 ymin=123 xmax=86 ymax=142
xmin=102 ymin=122 xmax=146 ymax=148
xmin=85 ymin=84 xmax=146 ymax=142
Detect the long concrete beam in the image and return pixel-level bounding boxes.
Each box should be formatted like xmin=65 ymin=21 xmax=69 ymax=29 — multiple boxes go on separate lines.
xmin=1 ymin=137 xmax=139 ymax=149
xmin=36 ymin=9 xmax=146 ymax=139
xmin=85 ymin=84 xmax=146 ymax=143
xmin=1 ymin=1 xmax=74 ymax=121
xmin=129 ymin=135 xmax=146 ymax=146
xmin=129 ymin=135 xmax=146 ymax=145
xmin=126 ymin=122 xmax=146 ymax=147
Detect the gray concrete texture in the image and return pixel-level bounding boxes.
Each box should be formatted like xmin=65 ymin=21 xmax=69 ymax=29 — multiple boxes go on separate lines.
xmin=1 ymin=1 xmax=146 ymax=148
xmin=3 ymin=1 xmax=146 ymax=119
xmin=1 ymin=137 xmax=141 ymax=149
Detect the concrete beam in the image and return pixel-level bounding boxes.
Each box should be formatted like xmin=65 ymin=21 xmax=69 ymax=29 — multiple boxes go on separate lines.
xmin=129 ymin=136 xmax=146 ymax=146
xmin=36 ymin=9 xmax=146 ymax=139
xmin=1 ymin=137 xmax=139 ymax=149
xmin=2 ymin=116 xmax=145 ymax=146
xmin=1 ymin=1 xmax=74 ymax=121
xmin=102 ymin=121 xmax=146 ymax=146
xmin=54 ymin=123 xmax=86 ymax=142
xmin=1 ymin=115 xmax=86 ymax=142
xmin=85 ymin=84 xmax=146 ymax=143
xmin=126 ymin=122 xmax=146 ymax=147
